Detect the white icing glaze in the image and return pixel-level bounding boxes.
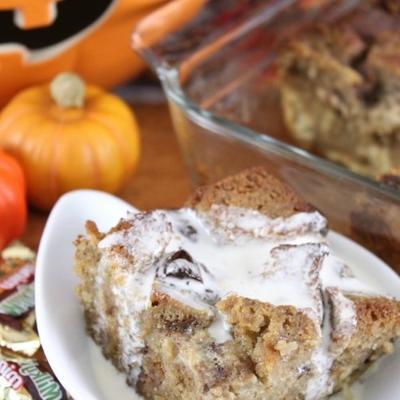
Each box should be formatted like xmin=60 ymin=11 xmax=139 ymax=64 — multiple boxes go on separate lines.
xmin=163 ymin=208 xmax=327 ymax=316
xmin=307 ymin=337 xmax=344 ymax=398
xmin=320 ymin=256 xmax=378 ymax=295
xmin=203 ymin=205 xmax=327 ymax=242
xmin=112 ymin=269 xmax=156 ymax=384
xmin=306 ymin=289 xmax=357 ymax=399
xmin=91 ymin=205 xmax=382 ymax=393
xmin=207 ymin=311 xmax=232 ymax=344
xmin=304 ymin=256 xmax=368 ymax=399
xmin=97 ymin=212 xmax=174 ymax=384
xmin=98 ymin=211 xmax=172 ymax=266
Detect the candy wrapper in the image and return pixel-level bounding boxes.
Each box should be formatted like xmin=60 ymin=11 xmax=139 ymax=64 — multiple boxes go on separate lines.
xmin=0 ymin=243 xmax=69 ymax=399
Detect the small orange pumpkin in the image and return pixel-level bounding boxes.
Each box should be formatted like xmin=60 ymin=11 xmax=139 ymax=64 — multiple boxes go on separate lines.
xmin=0 ymin=0 xmax=205 ymax=107
xmin=0 ymin=72 xmax=140 ymax=210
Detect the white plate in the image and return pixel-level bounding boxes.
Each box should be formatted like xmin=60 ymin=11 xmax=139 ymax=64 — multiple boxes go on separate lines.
xmin=36 ymin=190 xmax=400 ymax=400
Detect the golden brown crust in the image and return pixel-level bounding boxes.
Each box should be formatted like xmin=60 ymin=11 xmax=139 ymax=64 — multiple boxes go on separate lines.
xmin=84 ymin=220 xmax=104 ymax=241
xmin=185 ymin=167 xmax=315 ymax=218
xmin=330 ymin=294 xmax=400 ymax=390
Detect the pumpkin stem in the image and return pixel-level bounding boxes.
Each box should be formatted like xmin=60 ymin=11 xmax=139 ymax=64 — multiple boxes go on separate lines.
xmin=50 ymin=72 xmax=86 ymax=108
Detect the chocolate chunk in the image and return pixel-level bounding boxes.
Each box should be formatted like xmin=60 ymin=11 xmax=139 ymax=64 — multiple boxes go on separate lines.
xmin=168 ymin=250 xmax=193 ymax=263
xmin=158 ymin=251 xmax=203 ymax=282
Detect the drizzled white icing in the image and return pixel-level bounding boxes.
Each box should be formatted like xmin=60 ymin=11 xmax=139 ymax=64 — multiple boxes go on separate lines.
xmin=306 ymin=288 xmax=358 ymax=399
xmin=96 ymin=212 xmax=172 ymax=384
xmin=92 ymin=205 xmax=382 ymax=395
xmin=305 ymin=257 xmax=374 ymax=398
xmin=320 ymin=256 xmax=375 ymax=295
xmin=164 ymin=209 xmax=327 ymax=315
xmin=110 ymin=270 xmax=155 ymax=384
xmin=207 ymin=311 xmax=232 ymax=344
xmin=203 ymin=205 xmax=327 ymax=242
xmin=307 ymin=295 xmax=335 ymax=400
xmin=98 ymin=211 xmax=172 ymax=266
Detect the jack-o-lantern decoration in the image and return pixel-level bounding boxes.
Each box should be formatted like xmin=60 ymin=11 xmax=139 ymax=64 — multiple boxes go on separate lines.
xmin=0 ymin=0 xmax=204 ymax=107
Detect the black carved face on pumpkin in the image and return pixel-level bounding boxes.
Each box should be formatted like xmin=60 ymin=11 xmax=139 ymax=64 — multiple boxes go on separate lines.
xmin=0 ymin=0 xmax=116 ymax=60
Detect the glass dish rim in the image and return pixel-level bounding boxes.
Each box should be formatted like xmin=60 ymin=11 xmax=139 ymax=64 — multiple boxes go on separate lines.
xmin=132 ymin=1 xmax=400 ymax=203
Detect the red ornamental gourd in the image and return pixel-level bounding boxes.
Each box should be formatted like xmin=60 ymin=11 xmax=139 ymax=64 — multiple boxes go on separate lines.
xmin=0 ymin=150 xmax=27 ymax=250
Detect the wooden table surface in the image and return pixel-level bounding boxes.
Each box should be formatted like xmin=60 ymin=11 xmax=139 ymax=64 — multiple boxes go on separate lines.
xmin=21 ymin=103 xmax=192 ymax=250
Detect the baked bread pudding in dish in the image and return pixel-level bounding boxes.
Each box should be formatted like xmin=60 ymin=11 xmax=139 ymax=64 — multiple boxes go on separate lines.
xmin=279 ymin=1 xmax=400 ymax=181
xmin=74 ymin=167 xmax=400 ymax=399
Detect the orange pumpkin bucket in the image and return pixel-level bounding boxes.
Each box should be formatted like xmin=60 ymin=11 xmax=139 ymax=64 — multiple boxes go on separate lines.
xmin=0 ymin=0 xmax=200 ymax=107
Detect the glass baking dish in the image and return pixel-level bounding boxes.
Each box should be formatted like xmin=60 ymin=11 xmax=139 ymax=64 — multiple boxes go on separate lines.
xmin=132 ymin=0 xmax=400 ymax=274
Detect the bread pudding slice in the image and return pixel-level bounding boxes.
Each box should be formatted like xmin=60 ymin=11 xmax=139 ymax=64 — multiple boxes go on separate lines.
xmin=279 ymin=2 xmax=400 ymax=180
xmin=74 ymin=167 xmax=400 ymax=399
